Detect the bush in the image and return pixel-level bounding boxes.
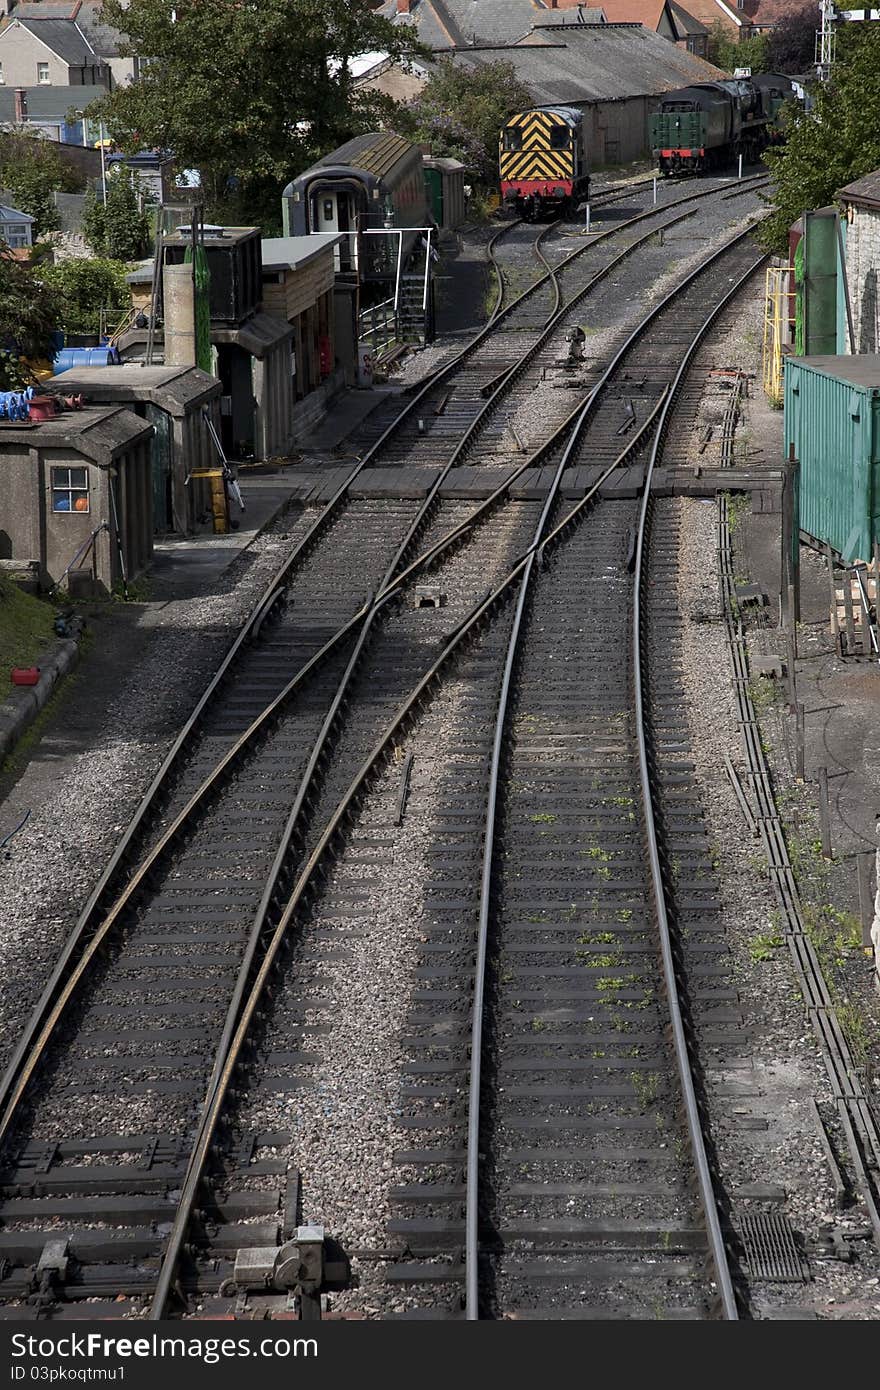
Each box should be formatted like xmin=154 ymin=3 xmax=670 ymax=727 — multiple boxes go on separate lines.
xmin=83 ymin=167 xmax=153 ymax=261
xmin=40 ymin=257 xmax=132 ymax=335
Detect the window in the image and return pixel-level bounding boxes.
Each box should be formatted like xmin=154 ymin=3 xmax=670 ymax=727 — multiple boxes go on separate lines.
xmin=503 ymin=128 xmax=522 ymax=152
xmin=51 ymin=466 xmax=89 ymax=513
xmin=550 ymin=125 xmax=571 ymax=150
xmin=0 ymin=62 xmax=5 ymax=85
xmin=2 ymin=223 xmax=31 ymax=248
xmin=37 ymin=62 xmax=50 ymax=84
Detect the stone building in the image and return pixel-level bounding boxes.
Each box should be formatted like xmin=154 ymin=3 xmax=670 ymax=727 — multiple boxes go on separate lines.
xmin=0 ymin=405 xmax=153 ymax=593
xmin=839 ymin=170 xmax=880 ymax=356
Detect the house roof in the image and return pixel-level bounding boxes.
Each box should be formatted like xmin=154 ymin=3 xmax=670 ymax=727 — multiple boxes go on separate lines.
xmin=3 ymin=16 xmax=100 ymax=66
xmin=3 ymin=1 xmax=128 ymax=56
xmin=572 ymin=0 xmax=670 ymax=29
xmin=838 ymin=168 xmax=880 ymax=210
xmin=664 ymin=0 xmax=746 ymax=30
xmin=376 ymin=0 xmax=557 ymax=47
xmin=435 ymin=24 xmax=724 ymax=103
xmin=669 ymin=0 xmax=709 ymax=34
xmin=261 ymin=234 xmax=343 ymax=273
xmin=0 ymin=83 xmax=107 ymax=122
xmin=738 ymin=0 xmax=813 ymax=22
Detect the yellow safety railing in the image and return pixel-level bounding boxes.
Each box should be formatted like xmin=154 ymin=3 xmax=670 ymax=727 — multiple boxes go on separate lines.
xmin=762 ymin=264 xmax=793 ymax=406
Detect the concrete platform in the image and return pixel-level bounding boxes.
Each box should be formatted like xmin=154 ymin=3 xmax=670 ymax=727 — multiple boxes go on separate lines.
xmin=148 ymin=471 xmax=305 ymax=599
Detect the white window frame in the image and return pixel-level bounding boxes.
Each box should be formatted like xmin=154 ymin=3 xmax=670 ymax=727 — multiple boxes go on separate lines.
xmin=2 ymin=222 xmax=31 ymax=248
xmin=51 ymin=466 xmax=90 ymax=514
xmin=37 ymin=62 xmax=50 ymax=84
xmin=0 ymin=62 xmax=5 ymax=85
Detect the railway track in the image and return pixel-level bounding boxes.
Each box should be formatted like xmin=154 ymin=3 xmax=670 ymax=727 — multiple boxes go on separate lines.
xmin=0 ymin=206 xmax=769 ymax=1319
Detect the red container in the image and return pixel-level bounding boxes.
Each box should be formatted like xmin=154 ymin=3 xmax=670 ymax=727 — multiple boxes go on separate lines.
xmin=27 ymin=396 xmax=59 ymax=422
xmin=11 ymin=667 xmax=40 ymax=686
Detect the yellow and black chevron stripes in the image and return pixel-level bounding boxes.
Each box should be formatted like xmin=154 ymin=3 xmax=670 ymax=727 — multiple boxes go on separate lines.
xmin=499 ymin=109 xmax=576 ymax=183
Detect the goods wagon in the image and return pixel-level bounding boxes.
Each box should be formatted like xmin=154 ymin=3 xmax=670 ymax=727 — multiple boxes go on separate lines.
xmin=784 ymin=354 xmax=880 ymax=563
xmin=282 ymin=132 xmax=429 ymax=280
xmin=499 ymin=106 xmax=590 ymax=220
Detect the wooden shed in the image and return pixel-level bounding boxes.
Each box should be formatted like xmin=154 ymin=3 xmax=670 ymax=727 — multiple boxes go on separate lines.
xmin=261 ymin=233 xmax=350 ymax=434
xmin=0 ymin=406 xmax=153 ymax=595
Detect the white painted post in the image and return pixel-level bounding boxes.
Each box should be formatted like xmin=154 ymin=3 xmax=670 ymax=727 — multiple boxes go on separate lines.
xmin=738 ymin=153 xmax=743 ymax=181
xmin=585 ymin=201 xmax=591 ymax=234
xmin=653 ymin=176 xmax=657 ymax=205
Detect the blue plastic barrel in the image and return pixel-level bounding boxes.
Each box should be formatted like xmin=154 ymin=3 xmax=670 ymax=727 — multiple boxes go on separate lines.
xmin=53 ymin=347 xmax=121 ymax=375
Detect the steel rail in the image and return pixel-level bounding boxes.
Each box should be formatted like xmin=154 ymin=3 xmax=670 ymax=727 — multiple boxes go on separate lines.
xmin=149 ymin=223 xmax=767 ymax=1318
xmin=627 ymin=251 xmax=771 ymax=1320
xmin=0 ymin=181 xmax=762 ymax=1146
xmin=0 ymin=338 xmax=608 ymax=1154
xmin=464 ymin=230 xmax=765 ymax=1319
xmin=717 ymin=499 xmax=880 ymax=1246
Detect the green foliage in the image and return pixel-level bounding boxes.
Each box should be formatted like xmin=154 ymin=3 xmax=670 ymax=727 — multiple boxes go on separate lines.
xmin=40 ymin=257 xmax=131 ymax=335
xmin=399 ymin=59 xmax=534 ymax=186
xmin=707 ymin=22 xmax=769 ymax=75
xmin=0 ymin=572 xmax=57 ymax=679
xmin=766 ymin=1 xmax=820 ymax=74
xmin=749 ymin=931 xmax=784 ymax=962
xmin=759 ymin=23 xmax=880 ymax=254
xmin=85 ymin=0 xmax=423 ymax=228
xmin=0 ymin=131 xmax=84 ymax=240
xmin=82 ymin=168 xmax=152 ymax=261
xmin=0 ymin=250 xmax=61 ymax=386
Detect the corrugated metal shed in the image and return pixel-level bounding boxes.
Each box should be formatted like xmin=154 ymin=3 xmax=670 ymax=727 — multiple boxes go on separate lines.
xmin=784 ymin=354 xmax=880 ymax=562
xmin=442 ymin=24 xmax=724 ymax=103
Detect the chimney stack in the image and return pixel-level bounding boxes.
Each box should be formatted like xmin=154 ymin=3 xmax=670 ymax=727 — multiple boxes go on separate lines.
xmin=397 ymin=0 xmax=413 ymax=13
xmin=14 ymin=89 xmax=28 ymax=124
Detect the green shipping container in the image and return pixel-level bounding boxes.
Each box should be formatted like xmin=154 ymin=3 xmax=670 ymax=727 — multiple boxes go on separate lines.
xmin=784 ymin=354 xmax=880 ymax=562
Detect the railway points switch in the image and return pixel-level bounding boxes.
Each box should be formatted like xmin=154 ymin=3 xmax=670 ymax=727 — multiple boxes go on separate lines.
xmin=233 ymin=1225 xmax=325 ymax=1293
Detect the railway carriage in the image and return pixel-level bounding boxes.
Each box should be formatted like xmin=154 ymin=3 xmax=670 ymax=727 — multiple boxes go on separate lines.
xmin=282 ymin=132 xmax=429 ymax=281
xmin=499 ymin=106 xmax=590 ymax=220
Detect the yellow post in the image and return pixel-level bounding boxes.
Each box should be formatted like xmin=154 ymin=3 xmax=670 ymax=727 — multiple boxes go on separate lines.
xmin=188 ymin=468 xmax=229 ymax=534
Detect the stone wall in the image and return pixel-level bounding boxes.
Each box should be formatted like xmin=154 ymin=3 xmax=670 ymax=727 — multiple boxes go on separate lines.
xmin=844 ymin=203 xmax=880 ymax=354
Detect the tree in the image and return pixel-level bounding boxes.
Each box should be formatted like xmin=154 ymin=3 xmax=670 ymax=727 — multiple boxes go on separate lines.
xmin=0 ymin=131 xmax=84 ymax=239
xmin=0 ymin=250 xmax=60 ymax=388
xmin=766 ymin=3 xmax=819 ymax=74
xmin=707 ymin=21 xmax=769 ymax=74
xmin=83 ymin=167 xmax=153 ymax=261
xmin=85 ymin=0 xmax=425 ymax=224
xmin=40 ymin=257 xmax=132 ymax=335
xmin=400 ymin=60 xmax=535 ymax=186
xmin=759 ymin=22 xmax=880 ymax=253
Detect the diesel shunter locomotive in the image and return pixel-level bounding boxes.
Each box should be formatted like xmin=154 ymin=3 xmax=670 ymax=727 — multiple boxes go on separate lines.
xmin=499 ymin=106 xmax=590 ymax=219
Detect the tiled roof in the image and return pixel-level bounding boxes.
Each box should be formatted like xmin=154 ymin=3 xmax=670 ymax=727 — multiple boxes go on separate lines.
xmin=376 ymin=0 xmax=555 ymax=47
xmin=3 ymin=16 xmax=98 ymax=65
xmin=839 ymin=168 xmax=880 ymax=209
xmin=573 ymin=0 xmax=669 ymax=28
xmin=669 ymin=0 xmax=709 ymax=35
